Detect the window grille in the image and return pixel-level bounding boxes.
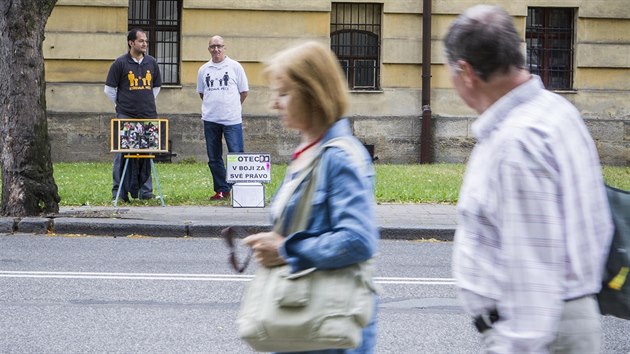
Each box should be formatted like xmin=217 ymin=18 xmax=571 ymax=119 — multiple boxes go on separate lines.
xmin=128 ymin=0 xmax=182 ymax=85
xmin=526 ymin=7 xmax=575 ymax=90
xmin=331 ymin=3 xmax=382 ymax=90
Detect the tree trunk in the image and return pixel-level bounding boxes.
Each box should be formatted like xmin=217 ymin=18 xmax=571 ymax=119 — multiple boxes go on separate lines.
xmin=0 ymin=0 xmax=60 ymax=216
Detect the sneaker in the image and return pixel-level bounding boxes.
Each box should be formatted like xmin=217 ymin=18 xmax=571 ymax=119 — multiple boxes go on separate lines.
xmin=210 ymin=191 xmax=230 ymax=200
xmin=140 ymin=193 xmax=156 ymax=200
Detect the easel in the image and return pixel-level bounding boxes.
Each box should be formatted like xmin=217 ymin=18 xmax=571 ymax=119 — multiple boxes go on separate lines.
xmin=111 ymin=118 xmax=169 ymax=207
xmin=113 ymin=154 xmax=165 ymax=207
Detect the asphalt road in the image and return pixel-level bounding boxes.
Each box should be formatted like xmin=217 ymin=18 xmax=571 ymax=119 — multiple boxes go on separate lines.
xmin=0 ymin=234 xmax=628 ymax=353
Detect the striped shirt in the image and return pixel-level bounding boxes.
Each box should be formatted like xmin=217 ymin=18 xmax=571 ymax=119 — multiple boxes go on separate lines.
xmin=453 ymin=75 xmax=614 ymax=352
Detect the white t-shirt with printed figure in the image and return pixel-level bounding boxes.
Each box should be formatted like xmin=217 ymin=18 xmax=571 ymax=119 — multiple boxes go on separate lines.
xmin=196 ymin=56 xmax=249 ymax=125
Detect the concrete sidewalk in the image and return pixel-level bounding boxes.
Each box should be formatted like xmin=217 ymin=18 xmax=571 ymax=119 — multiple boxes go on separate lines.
xmin=0 ymin=204 xmax=458 ymax=241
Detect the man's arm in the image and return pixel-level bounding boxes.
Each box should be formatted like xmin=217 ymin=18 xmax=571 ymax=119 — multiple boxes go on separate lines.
xmin=236 ymin=62 xmax=249 ymax=105
xmin=491 ymin=141 xmax=564 ymax=352
xmin=104 ymin=85 xmax=117 ymax=105
xmin=197 ymin=65 xmax=205 ymax=100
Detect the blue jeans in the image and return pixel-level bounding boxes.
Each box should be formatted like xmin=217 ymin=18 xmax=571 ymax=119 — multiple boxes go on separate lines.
xmin=203 ymin=121 xmax=243 ymax=193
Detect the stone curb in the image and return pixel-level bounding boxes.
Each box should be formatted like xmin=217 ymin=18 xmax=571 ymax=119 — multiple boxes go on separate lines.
xmin=52 ymin=218 xmax=187 ymax=238
xmin=0 ymin=217 xmax=17 ymax=233
xmin=379 ymin=226 xmax=455 ymax=241
xmin=1 ymin=217 xmax=456 ymax=242
xmin=18 ymin=217 xmax=52 ymax=234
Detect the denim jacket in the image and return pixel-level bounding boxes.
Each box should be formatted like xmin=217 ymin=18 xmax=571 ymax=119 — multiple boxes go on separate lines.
xmin=275 ymin=118 xmax=379 ymax=273
xmin=272 ymin=119 xmax=379 ymax=354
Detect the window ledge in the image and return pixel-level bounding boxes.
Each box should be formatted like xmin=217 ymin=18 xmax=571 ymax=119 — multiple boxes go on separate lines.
xmin=349 ymin=90 xmax=384 ymax=94
xmin=161 ymin=84 xmax=183 ymax=89
xmin=552 ymin=89 xmax=577 ymax=94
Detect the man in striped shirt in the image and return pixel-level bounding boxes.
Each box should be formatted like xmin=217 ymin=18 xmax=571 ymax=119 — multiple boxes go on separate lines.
xmin=445 ymin=5 xmax=614 ymax=353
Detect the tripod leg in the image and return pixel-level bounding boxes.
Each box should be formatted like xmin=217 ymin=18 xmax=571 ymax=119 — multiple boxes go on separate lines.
xmin=114 ymin=158 xmax=130 ymax=207
xmin=150 ymin=159 xmax=165 ymax=207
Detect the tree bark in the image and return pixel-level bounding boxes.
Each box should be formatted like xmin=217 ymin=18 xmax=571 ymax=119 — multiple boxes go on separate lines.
xmin=0 ymin=0 xmax=60 ymax=216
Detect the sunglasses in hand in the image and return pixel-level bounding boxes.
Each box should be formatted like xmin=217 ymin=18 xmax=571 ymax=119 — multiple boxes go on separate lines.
xmin=222 ymin=226 xmax=253 ymax=273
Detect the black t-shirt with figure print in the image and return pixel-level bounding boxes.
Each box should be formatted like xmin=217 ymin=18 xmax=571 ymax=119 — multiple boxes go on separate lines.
xmin=106 ymin=52 xmax=162 ymax=118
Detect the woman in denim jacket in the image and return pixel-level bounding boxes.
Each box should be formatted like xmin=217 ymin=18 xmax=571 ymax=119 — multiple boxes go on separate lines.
xmin=243 ymin=41 xmax=379 ymax=354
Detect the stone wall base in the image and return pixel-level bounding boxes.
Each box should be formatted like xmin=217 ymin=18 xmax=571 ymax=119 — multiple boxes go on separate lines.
xmin=47 ymin=112 xmax=629 ymax=165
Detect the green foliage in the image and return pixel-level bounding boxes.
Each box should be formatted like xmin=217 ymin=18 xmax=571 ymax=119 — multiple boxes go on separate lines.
xmin=36 ymin=162 xmax=630 ymax=206
xmin=374 ymin=163 xmax=465 ymax=203
xmin=52 ymin=162 xmax=288 ymax=207
xmin=603 ymin=166 xmax=630 ymax=190
xmin=176 ymin=157 xmax=198 ymax=164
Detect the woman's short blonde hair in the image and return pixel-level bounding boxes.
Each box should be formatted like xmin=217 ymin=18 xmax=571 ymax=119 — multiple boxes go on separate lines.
xmin=264 ymin=41 xmax=349 ymax=128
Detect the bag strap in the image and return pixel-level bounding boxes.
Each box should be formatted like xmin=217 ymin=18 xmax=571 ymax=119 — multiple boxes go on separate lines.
xmin=323 ymin=137 xmax=368 ymax=174
xmin=273 ymin=136 xmax=368 ymax=235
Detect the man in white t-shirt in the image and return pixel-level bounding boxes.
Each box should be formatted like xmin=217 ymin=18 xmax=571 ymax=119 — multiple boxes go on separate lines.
xmin=197 ymin=35 xmax=249 ymax=200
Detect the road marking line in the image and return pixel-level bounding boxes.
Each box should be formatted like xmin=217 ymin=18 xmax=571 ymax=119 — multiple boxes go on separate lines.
xmin=0 ymin=271 xmax=455 ymax=285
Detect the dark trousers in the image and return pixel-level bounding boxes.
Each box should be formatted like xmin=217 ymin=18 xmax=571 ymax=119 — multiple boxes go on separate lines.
xmin=203 ymin=121 xmax=243 ymax=193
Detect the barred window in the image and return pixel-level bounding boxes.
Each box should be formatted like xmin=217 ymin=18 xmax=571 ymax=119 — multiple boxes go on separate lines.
xmin=128 ymin=0 xmax=182 ymax=85
xmin=526 ymin=7 xmax=575 ymax=90
xmin=331 ymin=3 xmax=382 ymax=90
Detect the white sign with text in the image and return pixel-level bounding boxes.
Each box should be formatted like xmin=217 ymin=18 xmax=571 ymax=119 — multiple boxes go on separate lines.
xmin=226 ymin=153 xmax=271 ymax=183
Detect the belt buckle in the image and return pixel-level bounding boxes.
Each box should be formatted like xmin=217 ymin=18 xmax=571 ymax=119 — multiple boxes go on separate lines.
xmin=474 ymin=309 xmax=499 ymax=333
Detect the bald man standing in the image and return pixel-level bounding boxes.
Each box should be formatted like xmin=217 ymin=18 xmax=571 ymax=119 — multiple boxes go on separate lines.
xmin=197 ymin=35 xmax=249 ymax=201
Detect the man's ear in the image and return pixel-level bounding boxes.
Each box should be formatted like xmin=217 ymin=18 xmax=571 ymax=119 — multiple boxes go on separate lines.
xmin=457 ymin=60 xmax=478 ymax=88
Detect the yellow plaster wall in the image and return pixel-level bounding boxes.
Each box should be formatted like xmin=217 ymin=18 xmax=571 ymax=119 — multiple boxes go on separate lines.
xmin=46 ymin=6 xmax=127 ymax=33
xmin=47 ymin=83 xmax=114 ymax=113
xmin=381 ymin=64 xmax=422 ymax=88
xmin=181 ymin=62 xmax=204 ymax=86
xmin=45 ymin=60 xmax=112 ymax=83
xmin=45 ymin=4 xmax=128 ymax=83
xmin=432 ymin=65 xmax=456 ymax=89
xmin=181 ymin=9 xmax=330 ymax=64
xmin=184 ymin=0 xmax=329 ymax=12
xmin=182 ymin=9 xmax=328 ymax=37
xmin=382 ymin=13 xmax=421 ymax=64
xmin=575 ymin=18 xmax=630 ymax=69
xmin=383 ymin=13 xmax=421 ymax=38
xmin=577 ymin=44 xmax=630 ymax=68
xmin=434 ymin=0 xmax=526 ymax=16
xmin=525 ymin=0 xmax=630 ymax=19
xmin=56 ymin=0 xmax=126 ymax=6
xmin=578 ymin=18 xmax=630 ymax=43
xmin=384 ymin=0 xmax=422 ymax=14
xmin=575 ymin=68 xmax=630 ymax=90
xmin=43 ymin=1 xmax=630 ymax=117
xmin=44 ymin=32 xmax=127 ymax=60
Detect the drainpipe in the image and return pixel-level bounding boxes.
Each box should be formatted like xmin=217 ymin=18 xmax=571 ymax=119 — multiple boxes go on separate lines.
xmin=420 ymin=0 xmax=433 ymax=163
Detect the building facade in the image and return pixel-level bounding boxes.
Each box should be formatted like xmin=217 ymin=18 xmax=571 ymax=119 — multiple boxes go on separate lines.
xmin=44 ymin=0 xmax=630 ymax=165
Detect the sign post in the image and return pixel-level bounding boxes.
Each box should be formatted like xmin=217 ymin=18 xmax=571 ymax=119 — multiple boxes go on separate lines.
xmin=226 ymin=153 xmax=271 ymax=208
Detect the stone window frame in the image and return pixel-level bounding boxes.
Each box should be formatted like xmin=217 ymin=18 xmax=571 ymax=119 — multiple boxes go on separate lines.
xmin=526 ymin=7 xmax=576 ymax=90
xmin=128 ymin=0 xmax=182 ymax=85
xmin=330 ymin=3 xmax=382 ymax=91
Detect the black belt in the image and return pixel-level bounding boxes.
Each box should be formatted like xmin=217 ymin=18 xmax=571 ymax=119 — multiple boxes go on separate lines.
xmin=565 ymin=294 xmax=593 ymax=302
xmin=473 ymin=309 xmax=499 ymax=333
